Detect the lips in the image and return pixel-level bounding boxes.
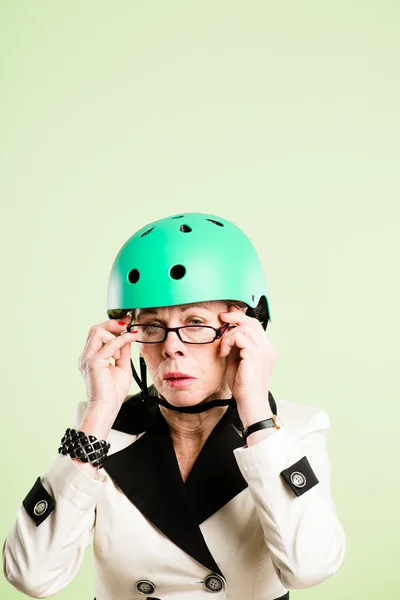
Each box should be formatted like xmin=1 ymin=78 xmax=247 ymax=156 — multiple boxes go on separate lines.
xmin=164 ymin=371 xmax=195 ymax=380
xmin=165 ymin=376 xmax=196 ymax=389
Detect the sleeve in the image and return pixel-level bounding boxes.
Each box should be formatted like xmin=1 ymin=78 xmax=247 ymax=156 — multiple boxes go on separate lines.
xmin=233 ymin=408 xmax=346 ymax=591
xmin=2 ymin=406 xmax=109 ymax=599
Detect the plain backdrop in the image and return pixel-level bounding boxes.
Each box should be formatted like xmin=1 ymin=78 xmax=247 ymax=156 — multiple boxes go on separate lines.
xmin=1 ymin=2 xmax=399 ymax=599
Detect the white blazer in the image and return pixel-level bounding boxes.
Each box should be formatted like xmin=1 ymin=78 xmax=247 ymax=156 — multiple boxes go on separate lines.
xmin=3 ymin=390 xmax=346 ymax=600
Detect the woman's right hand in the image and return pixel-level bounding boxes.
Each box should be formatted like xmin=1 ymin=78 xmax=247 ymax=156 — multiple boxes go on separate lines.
xmin=78 ymin=314 xmax=141 ymax=416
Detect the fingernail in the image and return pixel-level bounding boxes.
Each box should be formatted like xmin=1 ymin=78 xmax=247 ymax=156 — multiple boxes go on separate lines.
xmin=118 ymin=321 xmax=126 ymax=326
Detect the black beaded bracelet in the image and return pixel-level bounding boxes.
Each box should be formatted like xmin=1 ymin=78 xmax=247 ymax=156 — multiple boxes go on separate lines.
xmin=58 ymin=428 xmax=110 ymax=469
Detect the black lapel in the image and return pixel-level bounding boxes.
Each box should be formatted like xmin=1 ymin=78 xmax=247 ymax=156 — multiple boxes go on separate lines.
xmin=104 ymin=400 xmax=248 ymax=576
xmin=184 ymin=408 xmax=248 ymax=525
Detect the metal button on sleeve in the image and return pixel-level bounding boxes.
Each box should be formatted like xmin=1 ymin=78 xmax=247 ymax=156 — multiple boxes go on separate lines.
xmin=33 ymin=500 xmax=48 ymax=515
xmin=22 ymin=476 xmax=55 ymax=526
xmin=290 ymin=471 xmax=306 ymax=488
xmin=136 ymin=579 xmax=156 ymax=595
xmin=280 ymin=455 xmax=319 ymax=497
xmin=203 ymin=573 xmax=225 ymax=592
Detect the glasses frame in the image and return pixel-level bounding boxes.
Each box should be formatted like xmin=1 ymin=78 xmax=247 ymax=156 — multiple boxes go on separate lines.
xmin=126 ymin=321 xmax=231 ymax=344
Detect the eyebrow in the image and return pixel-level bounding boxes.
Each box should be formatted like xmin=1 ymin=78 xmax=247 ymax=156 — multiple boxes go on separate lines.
xmin=137 ymin=304 xmax=213 ymax=317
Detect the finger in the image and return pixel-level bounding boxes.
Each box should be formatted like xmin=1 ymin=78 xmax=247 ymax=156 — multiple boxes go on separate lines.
xmin=226 ymin=344 xmax=241 ymax=368
xmin=88 ymin=330 xmax=141 ymax=365
xmin=85 ymin=314 xmax=133 ymax=343
xmin=220 ymin=325 xmax=258 ymax=353
xmin=238 ymin=347 xmax=255 ymax=362
xmin=219 ymin=306 xmax=250 ymax=325
xmin=114 ymin=334 xmax=137 ymax=369
xmin=83 ymin=315 xmax=134 ymax=356
xmin=80 ymin=329 xmax=116 ymax=370
xmin=220 ymin=330 xmax=250 ymax=357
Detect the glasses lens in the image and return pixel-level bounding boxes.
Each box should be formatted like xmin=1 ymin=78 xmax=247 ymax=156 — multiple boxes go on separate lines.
xmin=180 ymin=326 xmax=215 ymax=343
xmin=134 ymin=325 xmax=165 ymax=343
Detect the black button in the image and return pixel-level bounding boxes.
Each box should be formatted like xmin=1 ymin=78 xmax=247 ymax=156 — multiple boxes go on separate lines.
xmin=280 ymin=456 xmax=319 ymax=496
xmin=204 ymin=573 xmax=225 ymax=592
xmin=22 ymin=477 xmax=55 ymax=526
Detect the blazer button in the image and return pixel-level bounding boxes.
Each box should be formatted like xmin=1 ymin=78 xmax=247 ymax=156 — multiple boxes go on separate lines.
xmin=136 ymin=579 xmax=156 ymax=595
xmin=203 ymin=573 xmax=225 ymax=592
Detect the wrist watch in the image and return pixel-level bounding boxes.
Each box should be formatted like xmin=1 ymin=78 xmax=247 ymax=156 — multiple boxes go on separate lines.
xmin=242 ymin=415 xmax=283 ymax=442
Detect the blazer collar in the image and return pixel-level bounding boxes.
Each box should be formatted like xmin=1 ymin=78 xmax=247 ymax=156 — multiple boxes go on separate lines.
xmin=104 ymin=397 xmax=248 ymax=576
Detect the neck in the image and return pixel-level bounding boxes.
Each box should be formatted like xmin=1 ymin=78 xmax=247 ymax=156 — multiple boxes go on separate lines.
xmin=158 ymin=388 xmax=230 ymax=449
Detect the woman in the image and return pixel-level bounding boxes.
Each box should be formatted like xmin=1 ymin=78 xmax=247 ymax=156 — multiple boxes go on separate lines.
xmin=3 ymin=212 xmax=346 ymax=599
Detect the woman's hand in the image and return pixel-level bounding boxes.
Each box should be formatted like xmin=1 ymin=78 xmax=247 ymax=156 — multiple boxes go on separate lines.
xmin=77 ymin=314 xmax=141 ymax=416
xmin=219 ymin=305 xmax=278 ymax=419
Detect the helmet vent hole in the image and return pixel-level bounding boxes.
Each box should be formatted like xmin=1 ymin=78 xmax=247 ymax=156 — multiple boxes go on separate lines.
xmin=170 ymin=265 xmax=186 ymax=280
xmin=206 ymin=219 xmax=224 ymax=227
xmin=140 ymin=227 xmax=154 ymax=238
xmin=128 ymin=269 xmax=140 ymax=284
xmin=180 ymin=224 xmax=192 ymax=233
xmin=252 ymin=295 xmax=255 ymax=301
xmin=172 ymin=215 xmax=184 ymax=219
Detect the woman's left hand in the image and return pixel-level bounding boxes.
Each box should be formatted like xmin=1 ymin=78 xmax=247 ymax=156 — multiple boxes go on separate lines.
xmin=219 ymin=305 xmax=278 ymax=411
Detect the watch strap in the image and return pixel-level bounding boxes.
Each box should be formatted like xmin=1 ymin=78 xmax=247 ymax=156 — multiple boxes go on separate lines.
xmin=242 ymin=416 xmax=280 ymax=442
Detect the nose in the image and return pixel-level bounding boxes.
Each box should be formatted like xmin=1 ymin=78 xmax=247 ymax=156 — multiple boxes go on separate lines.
xmin=161 ymin=329 xmax=187 ymax=359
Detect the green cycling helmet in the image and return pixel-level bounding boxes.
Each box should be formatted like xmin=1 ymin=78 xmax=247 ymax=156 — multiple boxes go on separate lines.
xmin=107 ymin=212 xmax=271 ymax=326
xmin=106 ymin=212 xmax=272 ymax=416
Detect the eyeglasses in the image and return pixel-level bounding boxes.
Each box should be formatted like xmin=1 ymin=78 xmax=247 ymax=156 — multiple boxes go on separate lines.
xmin=126 ymin=322 xmax=231 ymax=344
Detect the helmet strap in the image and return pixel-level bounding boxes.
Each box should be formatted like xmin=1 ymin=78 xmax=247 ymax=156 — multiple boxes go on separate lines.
xmin=140 ymin=356 xmax=148 ymax=394
xmin=129 ymin=357 xmax=237 ymax=414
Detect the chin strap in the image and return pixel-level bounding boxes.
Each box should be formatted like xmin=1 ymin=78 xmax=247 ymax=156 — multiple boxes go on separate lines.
xmin=130 ymin=357 xmax=238 ymax=414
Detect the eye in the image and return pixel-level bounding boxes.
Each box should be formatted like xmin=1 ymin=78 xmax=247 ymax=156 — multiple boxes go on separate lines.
xmin=187 ymin=318 xmax=204 ymax=325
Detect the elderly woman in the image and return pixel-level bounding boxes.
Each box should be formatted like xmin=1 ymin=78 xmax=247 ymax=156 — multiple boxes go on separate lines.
xmin=3 ymin=213 xmax=346 ymax=600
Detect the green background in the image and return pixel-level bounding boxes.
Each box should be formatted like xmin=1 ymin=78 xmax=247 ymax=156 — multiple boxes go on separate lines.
xmin=1 ymin=1 xmax=398 ymax=598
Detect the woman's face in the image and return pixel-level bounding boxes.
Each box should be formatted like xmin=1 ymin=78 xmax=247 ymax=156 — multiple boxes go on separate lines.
xmin=135 ymin=300 xmax=243 ymax=408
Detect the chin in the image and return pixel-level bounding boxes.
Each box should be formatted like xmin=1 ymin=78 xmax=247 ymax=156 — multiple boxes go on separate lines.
xmin=159 ymin=383 xmax=210 ymax=406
